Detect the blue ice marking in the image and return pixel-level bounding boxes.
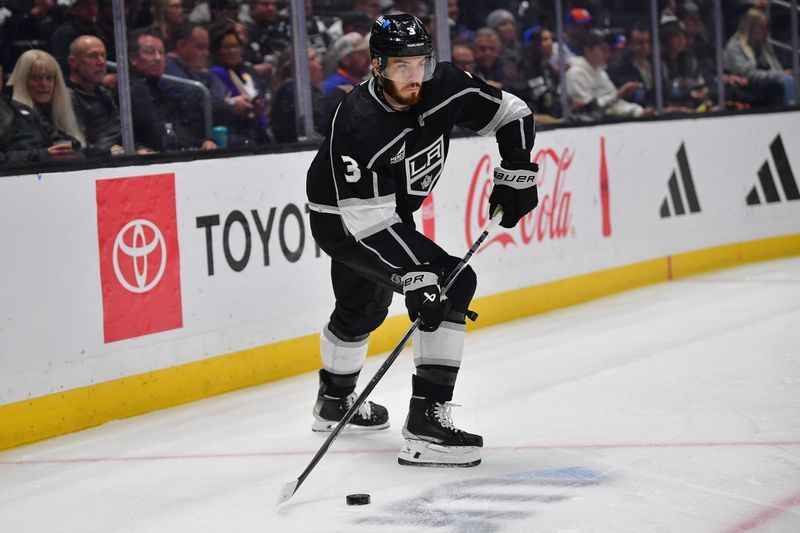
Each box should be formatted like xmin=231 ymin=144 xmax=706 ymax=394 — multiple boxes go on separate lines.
xmin=508 ymin=466 xmax=608 ymax=482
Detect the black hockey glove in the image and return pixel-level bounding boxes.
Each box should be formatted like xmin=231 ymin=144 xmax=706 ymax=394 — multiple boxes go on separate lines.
xmin=489 ymin=152 xmax=539 ymax=229
xmin=402 ymin=266 xmax=449 ymax=332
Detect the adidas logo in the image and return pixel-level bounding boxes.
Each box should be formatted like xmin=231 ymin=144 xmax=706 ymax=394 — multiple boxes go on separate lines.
xmin=660 ymin=143 xmax=701 ymax=218
xmin=745 ymin=134 xmax=799 ymax=205
xmin=390 ymin=142 xmax=406 ymax=164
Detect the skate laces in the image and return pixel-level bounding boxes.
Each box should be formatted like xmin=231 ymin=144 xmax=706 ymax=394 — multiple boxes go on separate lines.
xmin=345 ymin=392 xmax=372 ymax=420
xmin=433 ymin=402 xmax=461 ymax=431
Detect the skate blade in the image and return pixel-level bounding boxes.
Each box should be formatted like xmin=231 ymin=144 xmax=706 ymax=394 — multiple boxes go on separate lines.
xmin=311 ymin=417 xmax=390 ymax=433
xmin=397 ymin=438 xmax=481 ymax=467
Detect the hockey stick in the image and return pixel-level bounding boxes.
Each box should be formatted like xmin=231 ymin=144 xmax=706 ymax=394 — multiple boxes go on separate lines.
xmin=277 ymin=209 xmax=503 ymax=505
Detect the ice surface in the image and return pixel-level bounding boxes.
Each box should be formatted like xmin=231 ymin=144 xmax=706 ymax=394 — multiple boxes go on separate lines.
xmin=1 ymin=257 xmax=799 ymax=532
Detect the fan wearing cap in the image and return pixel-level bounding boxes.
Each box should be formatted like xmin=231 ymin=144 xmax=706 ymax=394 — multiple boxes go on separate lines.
xmin=306 ymin=14 xmax=539 ymax=468
xmin=322 ymin=32 xmax=371 ymax=99
xmin=549 ymin=7 xmax=593 ymax=72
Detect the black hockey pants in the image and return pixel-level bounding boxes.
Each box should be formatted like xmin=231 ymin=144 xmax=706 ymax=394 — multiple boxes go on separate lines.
xmin=309 ymin=211 xmax=477 ymax=338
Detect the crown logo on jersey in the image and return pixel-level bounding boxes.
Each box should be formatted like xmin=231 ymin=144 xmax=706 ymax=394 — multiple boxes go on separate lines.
xmin=390 ymin=142 xmax=406 ymax=164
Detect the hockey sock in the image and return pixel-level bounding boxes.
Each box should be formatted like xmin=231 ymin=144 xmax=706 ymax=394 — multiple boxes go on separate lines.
xmin=319 ymin=369 xmax=360 ymax=398
xmin=413 ymin=367 xmax=458 ymax=403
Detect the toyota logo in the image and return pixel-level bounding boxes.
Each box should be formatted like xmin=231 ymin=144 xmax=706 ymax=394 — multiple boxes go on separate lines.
xmin=112 ymin=219 xmax=167 ymax=293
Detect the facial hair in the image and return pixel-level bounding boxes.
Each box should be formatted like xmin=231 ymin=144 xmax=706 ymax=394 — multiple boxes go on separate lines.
xmin=380 ymin=76 xmax=422 ymax=108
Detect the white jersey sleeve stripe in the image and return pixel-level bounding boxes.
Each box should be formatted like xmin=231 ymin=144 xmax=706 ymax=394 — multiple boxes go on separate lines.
xmin=360 ymin=239 xmax=403 ymax=269
xmin=366 ymin=127 xmax=414 ymax=169
xmin=419 ymin=87 xmax=502 ymax=123
xmin=387 ymin=226 xmax=421 ymax=264
xmin=477 ymin=90 xmax=531 ymax=136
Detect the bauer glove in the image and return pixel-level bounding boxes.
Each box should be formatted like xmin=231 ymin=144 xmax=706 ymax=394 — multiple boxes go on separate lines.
xmin=402 ymin=266 xmax=450 ymax=332
xmin=489 ymin=149 xmax=539 ymax=228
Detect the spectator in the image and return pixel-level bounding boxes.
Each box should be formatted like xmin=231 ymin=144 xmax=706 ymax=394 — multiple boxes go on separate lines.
xmin=340 ymin=11 xmax=373 ymax=37
xmin=67 ymin=35 xmax=124 ymax=156
xmin=49 ymin=0 xmax=108 ymax=75
xmin=1 ymin=0 xmax=63 ymax=73
xmin=209 ymin=22 xmax=268 ymax=146
xmin=451 ymin=44 xmax=476 ymax=75
xmin=486 ymin=9 xmax=520 ymax=63
xmin=352 ymin=0 xmax=383 ymax=22
xmin=473 ymin=28 xmax=506 ymax=89
xmin=187 ymin=0 xmax=239 ymax=25
xmin=566 ymin=29 xmax=646 ymax=119
xmin=520 ymin=27 xmax=562 ymax=122
xmin=448 ymin=0 xmax=474 ymax=45
xmin=724 ymin=8 xmax=795 ymax=107
xmin=303 ymin=0 xmax=341 ymax=61
xmin=246 ymin=0 xmax=290 ymax=66
xmin=150 ymin=0 xmax=185 ymax=45
xmin=607 ymin=23 xmax=655 ymax=107
xmin=162 ymin=22 xmax=255 ymax=146
xmin=128 ymin=29 xmax=216 ymax=151
xmin=550 ymin=7 xmax=593 ymax=72
xmin=233 ymin=20 xmax=273 ymax=80
xmin=322 ymin=32 xmax=370 ymax=98
xmin=659 ymin=16 xmax=710 ymax=110
xmin=486 ymin=8 xmax=524 ymax=94
xmin=388 ymin=0 xmax=426 ymax=18
xmin=269 ymin=45 xmax=327 ymax=143
xmin=678 ymin=1 xmax=714 ymax=75
xmin=0 ymin=63 xmax=53 ymax=165
xmin=6 ymin=49 xmax=85 ymax=161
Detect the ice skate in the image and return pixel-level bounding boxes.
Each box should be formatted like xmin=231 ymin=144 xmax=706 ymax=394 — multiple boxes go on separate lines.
xmin=312 ymin=391 xmax=389 ymax=432
xmin=398 ymin=397 xmax=482 ymax=467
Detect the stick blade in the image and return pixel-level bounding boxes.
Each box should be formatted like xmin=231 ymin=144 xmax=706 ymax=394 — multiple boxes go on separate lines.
xmin=276 ymin=479 xmax=299 ymax=505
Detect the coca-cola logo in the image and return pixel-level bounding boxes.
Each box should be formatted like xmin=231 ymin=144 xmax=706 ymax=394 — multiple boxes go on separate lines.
xmin=465 ymin=147 xmax=574 ymax=250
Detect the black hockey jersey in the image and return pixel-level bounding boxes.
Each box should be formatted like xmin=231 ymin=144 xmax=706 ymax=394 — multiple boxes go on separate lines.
xmin=306 ymin=61 xmax=534 ymax=271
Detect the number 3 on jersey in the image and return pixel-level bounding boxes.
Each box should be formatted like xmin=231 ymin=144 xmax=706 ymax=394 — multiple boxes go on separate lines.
xmin=341 ymin=155 xmax=362 ymax=183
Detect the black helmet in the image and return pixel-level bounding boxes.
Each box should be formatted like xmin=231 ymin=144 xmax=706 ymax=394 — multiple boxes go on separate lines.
xmin=370 ymin=14 xmax=433 ymax=58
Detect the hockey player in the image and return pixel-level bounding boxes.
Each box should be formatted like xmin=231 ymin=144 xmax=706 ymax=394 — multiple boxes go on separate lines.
xmin=306 ymin=13 xmax=539 ymax=467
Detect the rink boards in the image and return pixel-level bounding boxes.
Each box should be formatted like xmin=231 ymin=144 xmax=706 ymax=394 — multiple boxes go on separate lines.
xmin=1 ymin=110 xmax=799 ymax=450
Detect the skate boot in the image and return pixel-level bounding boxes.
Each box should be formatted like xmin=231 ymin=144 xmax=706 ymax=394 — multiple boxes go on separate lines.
xmin=398 ymin=396 xmax=482 ymax=467
xmin=312 ymin=372 xmax=389 ymax=432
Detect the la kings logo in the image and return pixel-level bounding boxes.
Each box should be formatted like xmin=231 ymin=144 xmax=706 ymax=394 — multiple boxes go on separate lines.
xmin=406 ymin=135 xmax=444 ymax=196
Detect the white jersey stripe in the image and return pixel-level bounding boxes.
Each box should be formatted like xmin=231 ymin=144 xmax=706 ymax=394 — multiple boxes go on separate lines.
xmin=328 ymin=103 xmax=344 ymax=202
xmin=366 ymin=127 xmax=414 ymax=169
xmin=368 ymin=77 xmax=395 ymax=113
xmin=419 ymin=87 xmax=502 ymax=123
xmin=387 ymin=226 xmax=421 ymax=264
xmin=477 ymin=90 xmax=531 ymax=136
xmin=338 ymin=195 xmax=399 ymax=239
xmin=360 ymin=239 xmax=403 ymax=269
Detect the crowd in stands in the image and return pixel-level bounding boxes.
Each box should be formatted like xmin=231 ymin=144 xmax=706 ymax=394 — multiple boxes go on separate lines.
xmin=0 ymin=0 xmax=796 ymax=164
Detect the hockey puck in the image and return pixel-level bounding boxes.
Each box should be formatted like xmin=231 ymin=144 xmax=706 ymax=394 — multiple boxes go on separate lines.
xmin=346 ymin=493 xmax=370 ymax=505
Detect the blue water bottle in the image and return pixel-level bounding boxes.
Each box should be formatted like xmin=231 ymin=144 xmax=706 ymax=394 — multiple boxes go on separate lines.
xmin=212 ymin=126 xmax=229 ymax=149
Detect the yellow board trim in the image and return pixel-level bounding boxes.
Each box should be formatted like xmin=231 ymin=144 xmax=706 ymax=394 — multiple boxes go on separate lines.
xmin=2 ymin=234 xmax=798 ymax=451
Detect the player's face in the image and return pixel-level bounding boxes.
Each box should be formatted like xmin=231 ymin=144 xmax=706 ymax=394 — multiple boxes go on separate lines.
xmin=377 ymin=56 xmax=428 ymax=108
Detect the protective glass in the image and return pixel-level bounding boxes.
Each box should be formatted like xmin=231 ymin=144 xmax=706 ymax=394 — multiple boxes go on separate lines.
xmin=379 ymin=55 xmax=436 ymax=83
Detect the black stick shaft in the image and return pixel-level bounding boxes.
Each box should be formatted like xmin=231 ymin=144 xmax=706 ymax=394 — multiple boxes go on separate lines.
xmin=287 ymin=212 xmax=502 ymax=498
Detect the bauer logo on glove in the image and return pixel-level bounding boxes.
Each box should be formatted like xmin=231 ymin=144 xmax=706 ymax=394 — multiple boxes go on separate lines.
xmin=492 ymin=168 xmax=539 ymax=188
xmin=401 ymin=267 xmax=449 ymax=332
xmin=488 ymin=149 xmax=540 ymax=229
